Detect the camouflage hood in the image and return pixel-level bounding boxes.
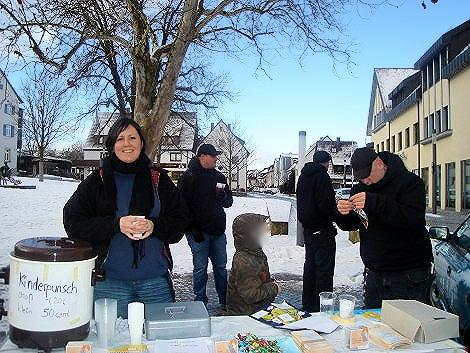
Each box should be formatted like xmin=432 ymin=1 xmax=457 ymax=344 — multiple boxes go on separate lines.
xmin=232 ymin=213 xmax=270 ymax=251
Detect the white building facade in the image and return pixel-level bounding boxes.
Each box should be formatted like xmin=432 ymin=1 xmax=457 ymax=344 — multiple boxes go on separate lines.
xmin=201 ymin=120 xmax=249 ymax=191
xmin=0 ymin=70 xmax=22 ymax=170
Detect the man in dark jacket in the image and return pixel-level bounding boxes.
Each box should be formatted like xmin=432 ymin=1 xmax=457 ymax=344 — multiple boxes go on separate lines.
xmin=297 ymin=150 xmax=338 ymax=312
xmin=337 ymin=148 xmax=432 ymax=309
xmin=178 ymin=143 xmax=233 ymax=308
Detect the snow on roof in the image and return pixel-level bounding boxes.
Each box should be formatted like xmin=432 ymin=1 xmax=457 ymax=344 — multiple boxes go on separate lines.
xmin=85 ymin=111 xmax=196 ymax=150
xmin=374 ymin=68 xmax=418 ymax=110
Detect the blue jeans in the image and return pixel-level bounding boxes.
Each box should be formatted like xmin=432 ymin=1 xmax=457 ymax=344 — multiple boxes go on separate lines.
xmin=94 ymin=274 xmax=175 ymax=318
xmin=187 ymin=233 xmax=227 ymax=305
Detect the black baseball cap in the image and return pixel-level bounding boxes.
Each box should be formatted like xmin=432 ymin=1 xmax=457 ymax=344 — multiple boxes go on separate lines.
xmin=351 ymin=147 xmax=378 ymax=181
xmin=313 ymin=150 xmax=332 ymax=164
xmin=197 ymin=143 xmax=222 ymax=157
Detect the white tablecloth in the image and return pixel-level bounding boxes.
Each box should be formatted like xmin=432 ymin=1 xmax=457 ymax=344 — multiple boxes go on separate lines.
xmin=0 ymin=315 xmax=464 ymax=353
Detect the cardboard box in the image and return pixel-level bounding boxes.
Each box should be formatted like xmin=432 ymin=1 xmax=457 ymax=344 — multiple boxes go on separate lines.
xmin=381 ymin=300 xmax=459 ymax=343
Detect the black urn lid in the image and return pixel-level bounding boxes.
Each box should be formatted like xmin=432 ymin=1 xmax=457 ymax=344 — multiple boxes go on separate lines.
xmin=13 ymin=237 xmax=96 ymax=262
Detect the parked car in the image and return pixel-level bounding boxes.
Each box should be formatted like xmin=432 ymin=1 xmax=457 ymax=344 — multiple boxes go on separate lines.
xmin=429 ymin=217 xmax=470 ymax=346
xmin=335 ymin=188 xmax=351 ymax=200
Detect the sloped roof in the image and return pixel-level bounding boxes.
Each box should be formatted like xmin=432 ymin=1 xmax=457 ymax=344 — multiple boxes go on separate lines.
xmin=366 ymin=68 xmax=418 ymax=135
xmin=0 ymin=69 xmax=23 ymax=103
xmin=85 ymin=111 xmax=197 ymax=151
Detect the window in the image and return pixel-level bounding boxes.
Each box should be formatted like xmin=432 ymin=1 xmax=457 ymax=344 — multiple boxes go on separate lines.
xmin=376 ymin=144 xmax=379 ymax=152
xmin=424 ymin=117 xmax=429 ymax=138
xmin=2 ymin=124 xmax=15 ymax=137
xmin=427 ymin=62 xmax=434 ymax=87
xmin=398 ymin=132 xmax=403 ymax=151
xmin=422 ymin=69 xmax=427 ymax=91
xmin=405 ymin=127 xmax=410 ymax=148
xmin=446 ymin=162 xmax=455 ymax=208
xmin=413 ymin=122 xmax=419 ymax=145
xmin=0 ymin=81 xmax=3 ymax=90
xmin=4 ymin=103 xmax=14 ymax=115
xmin=435 ymin=110 xmax=441 ymax=134
xmin=442 ymin=106 xmax=449 ymax=131
xmin=391 ymin=136 xmax=396 ymax=153
xmin=434 ymin=56 xmax=440 ymax=83
xmin=455 ymin=216 xmax=470 ymax=250
xmin=98 ymin=136 xmax=104 ymax=144
xmin=4 ymin=148 xmax=10 ymax=162
xmin=462 ymin=160 xmax=470 ymax=209
xmin=435 ymin=164 xmax=441 ymax=205
xmin=422 ymin=167 xmax=429 ymax=206
xmin=381 ymin=141 xmax=384 ymax=152
xmin=441 ymin=49 xmax=448 ymax=67
xmin=429 ymin=113 xmax=434 ymax=135
xmin=170 ymin=152 xmax=182 ymax=162
xmin=386 ymin=138 xmax=390 ymax=152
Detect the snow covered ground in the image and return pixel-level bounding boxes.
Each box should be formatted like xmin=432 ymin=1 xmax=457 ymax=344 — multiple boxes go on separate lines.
xmin=0 ymin=177 xmax=364 ymax=290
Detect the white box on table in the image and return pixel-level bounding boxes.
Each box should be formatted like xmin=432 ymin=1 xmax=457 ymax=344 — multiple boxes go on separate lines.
xmin=381 ymin=300 xmax=459 ymax=343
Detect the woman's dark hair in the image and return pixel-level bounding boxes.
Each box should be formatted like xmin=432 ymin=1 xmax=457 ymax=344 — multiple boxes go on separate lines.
xmin=105 ymin=118 xmax=146 ymax=153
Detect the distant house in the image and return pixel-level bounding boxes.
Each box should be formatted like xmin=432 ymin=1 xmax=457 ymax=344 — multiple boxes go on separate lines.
xmin=0 ymin=70 xmax=23 ymax=170
xmin=200 ymin=120 xmax=249 ymax=190
xmin=305 ymin=136 xmax=357 ymax=188
xmin=258 ymin=164 xmax=274 ymax=189
xmin=79 ymin=111 xmax=197 ymax=181
xmin=273 ymin=153 xmax=298 ymax=187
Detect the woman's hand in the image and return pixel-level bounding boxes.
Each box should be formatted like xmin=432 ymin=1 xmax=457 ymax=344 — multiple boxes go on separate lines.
xmin=119 ymin=216 xmax=154 ymax=240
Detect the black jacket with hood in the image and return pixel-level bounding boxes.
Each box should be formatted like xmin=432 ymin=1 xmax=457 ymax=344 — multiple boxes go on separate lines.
xmin=178 ymin=157 xmax=233 ymax=236
xmin=296 ymin=161 xmax=338 ymax=239
xmin=336 ymin=151 xmax=432 ymax=273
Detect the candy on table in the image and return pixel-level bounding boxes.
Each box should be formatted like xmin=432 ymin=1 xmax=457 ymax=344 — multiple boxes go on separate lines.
xmin=236 ymin=333 xmax=281 ymax=353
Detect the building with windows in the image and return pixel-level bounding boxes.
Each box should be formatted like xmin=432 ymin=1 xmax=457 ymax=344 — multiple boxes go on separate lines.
xmin=273 ymin=153 xmax=298 ymax=187
xmin=367 ymin=19 xmax=470 ymax=211
xmin=200 ymin=120 xmax=249 ymax=190
xmin=81 ymin=111 xmax=197 ymax=181
xmin=0 ymin=70 xmax=23 ymax=170
xmin=305 ymin=136 xmax=357 ymax=189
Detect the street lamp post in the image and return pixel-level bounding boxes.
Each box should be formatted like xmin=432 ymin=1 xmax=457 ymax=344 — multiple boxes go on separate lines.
xmin=432 ymin=129 xmax=437 ymax=214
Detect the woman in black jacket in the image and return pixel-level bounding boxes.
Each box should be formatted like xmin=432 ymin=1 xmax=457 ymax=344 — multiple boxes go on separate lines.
xmin=63 ymin=118 xmax=187 ymax=318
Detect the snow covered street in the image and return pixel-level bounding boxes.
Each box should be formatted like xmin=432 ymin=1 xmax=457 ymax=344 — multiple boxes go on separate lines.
xmin=0 ymin=177 xmax=364 ymax=295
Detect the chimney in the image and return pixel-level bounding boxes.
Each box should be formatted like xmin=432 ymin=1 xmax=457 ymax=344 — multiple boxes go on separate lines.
xmin=296 ymin=131 xmax=307 ymax=187
xmin=211 ymin=123 xmax=214 ymax=130
xmin=228 ymin=124 xmax=231 ymax=131
xmin=336 ymin=137 xmax=340 ymax=142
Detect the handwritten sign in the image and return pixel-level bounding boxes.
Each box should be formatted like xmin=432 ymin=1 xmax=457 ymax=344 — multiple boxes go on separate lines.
xmin=8 ymin=256 xmax=96 ymax=332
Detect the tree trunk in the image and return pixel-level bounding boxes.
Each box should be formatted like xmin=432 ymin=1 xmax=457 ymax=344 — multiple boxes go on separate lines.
xmin=38 ymin=147 xmax=44 ymax=182
xmin=135 ymin=0 xmax=199 ymax=161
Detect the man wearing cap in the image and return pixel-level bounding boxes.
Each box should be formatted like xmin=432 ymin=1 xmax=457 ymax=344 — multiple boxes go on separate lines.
xmin=336 ymin=148 xmax=432 ymax=308
xmin=297 ymin=150 xmax=338 ymax=312
xmin=178 ymin=143 xmax=233 ymax=309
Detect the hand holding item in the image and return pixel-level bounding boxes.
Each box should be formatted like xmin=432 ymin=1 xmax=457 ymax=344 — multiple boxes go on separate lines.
xmin=120 ymin=216 xmax=152 ymax=240
xmin=349 ymin=192 xmax=366 ymax=210
xmin=337 ymin=199 xmax=354 ymax=215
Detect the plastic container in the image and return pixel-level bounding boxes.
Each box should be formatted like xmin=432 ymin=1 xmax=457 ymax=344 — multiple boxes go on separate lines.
xmin=144 ymin=301 xmax=211 ymax=340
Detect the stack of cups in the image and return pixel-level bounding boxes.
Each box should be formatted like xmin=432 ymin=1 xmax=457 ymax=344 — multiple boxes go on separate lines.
xmin=339 ymin=294 xmax=356 ymax=319
xmin=128 ymin=302 xmax=145 ymax=345
xmin=94 ymin=298 xmax=117 ymax=348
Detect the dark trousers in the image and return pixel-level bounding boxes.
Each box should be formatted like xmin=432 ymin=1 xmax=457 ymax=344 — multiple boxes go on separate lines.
xmin=364 ymin=267 xmax=431 ymax=309
xmin=302 ymin=238 xmax=336 ymax=312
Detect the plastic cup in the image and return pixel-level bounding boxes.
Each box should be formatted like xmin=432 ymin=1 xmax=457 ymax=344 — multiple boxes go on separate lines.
xmin=128 ymin=302 xmax=144 ymax=344
xmin=94 ymin=298 xmax=117 ymax=348
xmin=129 ymin=323 xmax=144 ymax=344
xmin=319 ymin=292 xmax=336 ymax=315
xmin=339 ymin=294 xmax=356 ymax=319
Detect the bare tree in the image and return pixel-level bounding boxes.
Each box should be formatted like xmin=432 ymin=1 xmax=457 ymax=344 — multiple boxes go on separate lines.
xmin=21 ymin=68 xmax=76 ymax=181
xmin=205 ymin=119 xmax=252 ymax=191
xmin=59 ymin=141 xmax=85 ymax=161
xmin=0 ymin=0 xmax=387 ymax=160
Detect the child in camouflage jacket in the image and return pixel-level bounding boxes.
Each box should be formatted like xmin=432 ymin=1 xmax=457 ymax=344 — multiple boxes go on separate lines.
xmin=227 ymin=213 xmax=280 ymax=315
